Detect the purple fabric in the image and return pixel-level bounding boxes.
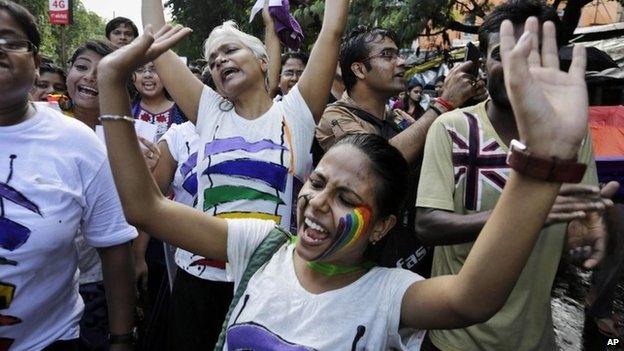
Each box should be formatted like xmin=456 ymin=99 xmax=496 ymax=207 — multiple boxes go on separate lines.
xmin=269 ymin=0 xmax=304 ymax=50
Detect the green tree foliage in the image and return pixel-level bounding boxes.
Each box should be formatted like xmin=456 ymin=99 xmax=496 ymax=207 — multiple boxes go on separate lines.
xmin=13 ymin=0 xmax=106 ymax=67
xmin=167 ymin=0 xmax=623 ymax=59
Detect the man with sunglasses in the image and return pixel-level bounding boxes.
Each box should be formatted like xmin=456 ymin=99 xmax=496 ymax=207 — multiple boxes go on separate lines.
xmin=315 ymin=26 xmax=485 ymax=166
xmin=416 ymin=1 xmax=615 ymax=350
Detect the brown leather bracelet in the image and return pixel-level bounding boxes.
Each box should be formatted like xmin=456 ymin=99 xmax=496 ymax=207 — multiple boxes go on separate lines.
xmin=506 ymin=140 xmax=586 ymax=183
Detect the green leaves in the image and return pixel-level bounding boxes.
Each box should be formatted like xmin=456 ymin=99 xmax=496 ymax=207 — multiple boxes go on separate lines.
xmin=15 ymin=0 xmax=106 ymax=67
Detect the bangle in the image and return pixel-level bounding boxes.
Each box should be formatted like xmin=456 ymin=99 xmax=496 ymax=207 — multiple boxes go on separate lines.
xmin=99 ymin=115 xmax=135 ymax=124
xmin=435 ymin=98 xmax=455 ymax=111
xmin=428 ymin=103 xmax=445 ymax=116
xmin=108 ymin=327 xmax=138 ymax=345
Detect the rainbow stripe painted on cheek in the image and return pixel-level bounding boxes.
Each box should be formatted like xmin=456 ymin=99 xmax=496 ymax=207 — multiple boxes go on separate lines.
xmin=314 ymin=205 xmax=372 ymax=261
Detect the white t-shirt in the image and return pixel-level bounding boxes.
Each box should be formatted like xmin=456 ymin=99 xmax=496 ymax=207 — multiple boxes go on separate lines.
xmin=160 ymin=122 xmax=227 ymax=281
xmin=224 ymin=219 xmax=425 ymax=350
xmin=0 ymin=105 xmax=137 ymax=350
xmin=195 ymin=85 xmax=315 ymax=234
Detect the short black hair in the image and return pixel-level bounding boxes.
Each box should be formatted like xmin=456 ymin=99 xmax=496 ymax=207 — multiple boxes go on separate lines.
xmin=281 ymin=52 xmax=308 ymax=67
xmin=69 ymin=39 xmax=116 ymax=66
xmin=478 ymin=0 xmax=563 ymax=55
xmin=333 ymin=133 xmax=409 ymax=218
xmin=105 ymin=17 xmax=139 ymax=39
xmin=0 ymin=0 xmax=41 ymax=52
xmin=434 ymin=75 xmax=446 ymax=85
xmin=39 ymin=63 xmax=66 ymax=82
xmin=339 ymin=26 xmax=398 ymax=93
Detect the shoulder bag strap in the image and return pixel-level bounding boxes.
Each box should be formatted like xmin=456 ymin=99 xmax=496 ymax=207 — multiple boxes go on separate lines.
xmin=213 ymin=226 xmax=291 ymax=350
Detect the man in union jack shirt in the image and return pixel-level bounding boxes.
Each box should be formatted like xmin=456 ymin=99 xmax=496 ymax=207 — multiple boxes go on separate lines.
xmin=414 ymin=2 xmax=613 ymax=350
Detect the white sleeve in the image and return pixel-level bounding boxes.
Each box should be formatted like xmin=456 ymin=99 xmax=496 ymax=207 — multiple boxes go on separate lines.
xmin=160 ymin=124 xmax=182 ymax=163
xmin=81 ymin=161 xmax=138 ymax=247
xmin=195 ymin=84 xmax=223 ymax=134
xmin=226 ymin=218 xmax=277 ymax=287
xmin=386 ymin=269 xmax=423 ymax=336
xmin=279 ymin=85 xmax=316 ymax=169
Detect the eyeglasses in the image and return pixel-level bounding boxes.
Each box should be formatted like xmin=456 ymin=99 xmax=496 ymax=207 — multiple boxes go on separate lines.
xmin=135 ymin=67 xmax=157 ymax=75
xmin=360 ymin=49 xmax=400 ymax=63
xmin=0 ymin=38 xmax=37 ymax=53
xmin=282 ymin=69 xmax=303 ymax=78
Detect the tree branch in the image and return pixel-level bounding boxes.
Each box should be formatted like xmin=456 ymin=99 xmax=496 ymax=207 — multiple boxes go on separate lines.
xmin=446 ymin=20 xmax=480 ymax=34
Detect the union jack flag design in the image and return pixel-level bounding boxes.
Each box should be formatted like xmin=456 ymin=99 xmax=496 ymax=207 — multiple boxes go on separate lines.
xmin=448 ymin=112 xmax=509 ymax=211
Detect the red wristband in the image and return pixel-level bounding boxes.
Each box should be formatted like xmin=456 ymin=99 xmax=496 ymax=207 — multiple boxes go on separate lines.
xmin=435 ymin=98 xmax=455 ymax=111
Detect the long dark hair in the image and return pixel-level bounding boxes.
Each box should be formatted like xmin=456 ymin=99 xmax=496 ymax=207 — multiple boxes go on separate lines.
xmin=402 ymin=81 xmax=423 ymax=113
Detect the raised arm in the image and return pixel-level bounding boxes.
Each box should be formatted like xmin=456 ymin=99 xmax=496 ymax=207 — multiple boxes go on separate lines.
xmin=401 ymin=18 xmax=589 ymax=330
xmin=142 ymin=0 xmax=204 ymax=123
xmin=297 ymin=0 xmax=349 ymax=121
xmin=97 ymin=26 xmax=228 ymax=261
xmin=263 ymin=0 xmax=281 ymax=98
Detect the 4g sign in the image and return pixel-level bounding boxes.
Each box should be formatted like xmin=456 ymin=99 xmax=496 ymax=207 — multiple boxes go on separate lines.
xmin=49 ymin=0 xmax=72 ymax=25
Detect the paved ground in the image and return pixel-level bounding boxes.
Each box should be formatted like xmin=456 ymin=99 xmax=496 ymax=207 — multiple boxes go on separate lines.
xmin=553 ymin=262 xmax=623 ymax=351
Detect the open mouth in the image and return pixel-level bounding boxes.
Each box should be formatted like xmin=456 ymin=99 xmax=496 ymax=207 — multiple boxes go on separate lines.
xmin=300 ymin=217 xmax=331 ymax=246
xmin=142 ymin=82 xmax=156 ymax=90
xmin=220 ymin=67 xmax=239 ymax=81
xmin=395 ymin=71 xmax=405 ymax=78
xmin=77 ymin=85 xmax=98 ymax=97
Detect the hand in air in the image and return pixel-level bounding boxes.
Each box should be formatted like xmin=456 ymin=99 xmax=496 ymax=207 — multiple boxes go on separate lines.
xmin=500 ymin=17 xmax=588 ymax=160
xmin=262 ymin=0 xmax=274 ymax=27
xmin=98 ymin=24 xmax=192 ymax=79
xmin=441 ymin=61 xmax=488 ymax=107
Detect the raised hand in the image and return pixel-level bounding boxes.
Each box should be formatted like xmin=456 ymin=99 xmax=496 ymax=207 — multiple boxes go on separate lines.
xmin=261 ymin=0 xmax=273 ymax=26
xmin=98 ymin=24 xmax=192 ymax=80
xmin=441 ymin=61 xmax=488 ymax=108
xmin=500 ymin=17 xmax=587 ymax=160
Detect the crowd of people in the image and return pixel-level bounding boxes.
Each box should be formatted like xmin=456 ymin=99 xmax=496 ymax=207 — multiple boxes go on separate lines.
xmin=0 ymin=0 xmax=621 ymax=350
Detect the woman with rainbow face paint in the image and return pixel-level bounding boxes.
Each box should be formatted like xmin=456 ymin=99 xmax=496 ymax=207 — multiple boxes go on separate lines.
xmin=98 ymin=16 xmax=595 ymax=350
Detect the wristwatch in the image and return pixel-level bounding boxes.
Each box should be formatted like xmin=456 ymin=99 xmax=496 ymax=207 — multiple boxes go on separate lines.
xmin=506 ymin=139 xmax=586 ymax=183
xmin=108 ymin=327 xmax=138 ymax=345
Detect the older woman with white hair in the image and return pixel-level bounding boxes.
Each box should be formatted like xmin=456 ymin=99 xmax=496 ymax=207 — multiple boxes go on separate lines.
xmin=140 ymin=0 xmax=348 ymax=348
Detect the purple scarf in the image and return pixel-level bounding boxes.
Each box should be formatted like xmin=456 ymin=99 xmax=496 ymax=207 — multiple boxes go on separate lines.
xmin=254 ymin=0 xmax=304 ymax=50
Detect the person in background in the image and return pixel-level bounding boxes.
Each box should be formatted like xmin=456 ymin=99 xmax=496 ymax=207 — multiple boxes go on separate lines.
xmin=131 ymin=61 xmax=187 ymax=140
xmin=433 ymin=75 xmax=445 ymax=97
xmin=30 ymin=62 xmax=67 ymax=101
xmin=316 ymin=26 xmax=485 ymax=165
xmin=105 ymin=17 xmax=139 ymax=48
xmin=0 ymin=3 xmax=136 ymax=350
xmin=129 ymin=60 xmax=187 ymax=349
xmin=65 ymin=39 xmax=141 ymax=351
xmin=394 ymin=80 xmax=425 ymax=120
xmin=278 ymin=52 xmax=308 ymax=97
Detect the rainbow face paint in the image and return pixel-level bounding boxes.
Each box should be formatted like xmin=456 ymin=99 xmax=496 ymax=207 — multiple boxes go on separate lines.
xmin=314 ymin=204 xmax=372 ymax=261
